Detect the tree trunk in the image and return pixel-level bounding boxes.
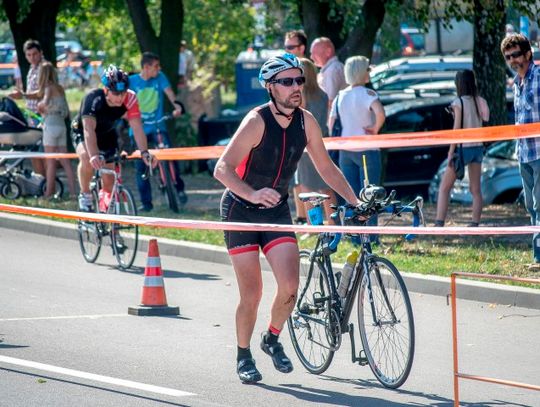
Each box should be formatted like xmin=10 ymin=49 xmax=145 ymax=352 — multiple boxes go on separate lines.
xmin=4 ymin=0 xmax=62 ymax=87
xmin=473 ymin=0 xmax=506 ymax=126
xmin=338 ymin=0 xmax=385 ymax=61
xmin=125 ymin=0 xmax=183 ymax=94
xmin=300 ymin=0 xmax=345 ymax=50
xmin=300 ymin=0 xmax=385 ymax=62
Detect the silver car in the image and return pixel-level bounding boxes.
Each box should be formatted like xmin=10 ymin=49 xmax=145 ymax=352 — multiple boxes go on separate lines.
xmin=428 ymin=140 xmax=522 ymax=204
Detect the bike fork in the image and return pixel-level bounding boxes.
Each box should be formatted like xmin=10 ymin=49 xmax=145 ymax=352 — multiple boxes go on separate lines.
xmin=348 ymin=323 xmax=368 ymax=366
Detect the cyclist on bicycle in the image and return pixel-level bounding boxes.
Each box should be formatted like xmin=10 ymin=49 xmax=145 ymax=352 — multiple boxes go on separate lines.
xmin=213 ymin=53 xmax=360 ymax=384
xmin=129 ymin=52 xmax=186 ymax=212
xmin=72 ymin=64 xmax=156 ymax=212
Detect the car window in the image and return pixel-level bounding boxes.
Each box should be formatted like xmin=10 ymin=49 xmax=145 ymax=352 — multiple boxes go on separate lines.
xmin=409 ymin=33 xmax=425 ymax=49
xmin=0 ymin=48 xmax=15 ymax=63
xmin=486 ymin=140 xmax=517 ymax=160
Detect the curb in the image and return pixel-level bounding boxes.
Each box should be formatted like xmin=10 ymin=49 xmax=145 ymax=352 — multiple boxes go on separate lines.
xmin=1 ymin=212 xmax=539 ymax=310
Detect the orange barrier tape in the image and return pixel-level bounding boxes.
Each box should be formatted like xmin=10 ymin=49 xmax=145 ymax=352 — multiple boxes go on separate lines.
xmin=1 ymin=203 xmax=539 ymax=235
xmin=1 ymin=122 xmax=540 ymax=161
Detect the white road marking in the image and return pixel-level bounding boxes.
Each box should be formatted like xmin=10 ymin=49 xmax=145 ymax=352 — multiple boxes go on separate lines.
xmin=0 ymin=355 xmax=196 ymax=397
xmin=0 ymin=314 xmax=127 ymax=322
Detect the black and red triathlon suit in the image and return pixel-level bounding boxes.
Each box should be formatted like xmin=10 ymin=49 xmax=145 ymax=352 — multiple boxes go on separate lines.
xmin=221 ymin=103 xmax=307 ymax=255
xmin=71 ymin=88 xmax=141 ymax=157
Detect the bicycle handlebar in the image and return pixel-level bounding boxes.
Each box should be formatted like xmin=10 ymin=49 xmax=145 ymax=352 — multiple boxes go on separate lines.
xmin=321 ymin=185 xmax=425 ymax=251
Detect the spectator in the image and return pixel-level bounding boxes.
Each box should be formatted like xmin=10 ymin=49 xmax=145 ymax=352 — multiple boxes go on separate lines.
xmin=434 ymin=70 xmax=489 ymax=227
xmin=309 ymin=37 xmax=346 ymax=109
xmin=35 ymin=61 xmax=77 ymax=198
xmin=328 ymin=56 xmax=385 ymax=240
xmin=310 ymin=37 xmax=347 ymax=170
xmin=129 ymin=52 xmax=186 ymax=212
xmin=501 ymin=33 xmax=540 ymax=271
xmin=284 ymin=30 xmax=307 ymax=58
xmin=178 ymin=40 xmax=195 ymax=88
xmin=297 ymin=57 xmax=337 ymax=220
xmin=9 ymin=39 xmax=46 ymax=177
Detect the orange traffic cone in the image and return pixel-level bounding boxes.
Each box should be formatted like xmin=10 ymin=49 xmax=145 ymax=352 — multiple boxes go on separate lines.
xmin=128 ymin=239 xmax=180 ymax=316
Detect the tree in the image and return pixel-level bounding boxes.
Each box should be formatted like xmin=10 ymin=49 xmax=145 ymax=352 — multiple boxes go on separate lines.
xmin=125 ymin=0 xmax=183 ymax=89
xmin=2 ymin=0 xmax=62 ymax=85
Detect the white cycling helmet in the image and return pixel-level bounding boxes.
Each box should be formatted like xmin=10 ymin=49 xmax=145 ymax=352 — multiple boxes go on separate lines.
xmin=258 ymin=53 xmax=304 ymax=88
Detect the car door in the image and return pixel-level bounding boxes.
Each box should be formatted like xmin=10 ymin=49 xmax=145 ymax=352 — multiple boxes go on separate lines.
xmin=381 ymin=103 xmax=452 ymax=195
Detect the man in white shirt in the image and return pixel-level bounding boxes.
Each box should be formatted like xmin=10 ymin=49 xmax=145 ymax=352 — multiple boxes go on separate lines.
xmin=310 ymin=37 xmax=346 ymax=109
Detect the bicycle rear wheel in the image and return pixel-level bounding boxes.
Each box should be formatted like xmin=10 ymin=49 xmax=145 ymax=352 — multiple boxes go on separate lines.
xmin=111 ymin=187 xmax=139 ymax=269
xmin=161 ymin=163 xmax=179 ymax=213
xmin=357 ymin=257 xmax=415 ymax=389
xmin=287 ymin=249 xmax=335 ymax=374
xmin=77 ymin=190 xmax=101 ymax=263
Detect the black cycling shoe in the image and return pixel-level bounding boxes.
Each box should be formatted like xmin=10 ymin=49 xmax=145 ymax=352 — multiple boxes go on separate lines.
xmin=260 ymin=336 xmax=293 ymax=373
xmin=237 ymin=358 xmax=262 ymax=384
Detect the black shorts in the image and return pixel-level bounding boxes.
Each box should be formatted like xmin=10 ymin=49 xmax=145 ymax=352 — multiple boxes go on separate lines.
xmin=220 ymin=190 xmax=297 ymax=255
xmin=71 ymin=128 xmax=118 ymax=153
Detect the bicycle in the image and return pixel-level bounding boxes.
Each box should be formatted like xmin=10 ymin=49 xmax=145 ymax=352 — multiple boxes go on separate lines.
xmin=142 ymin=114 xmax=186 ymax=213
xmin=287 ymin=185 xmax=424 ymax=389
xmin=77 ymin=154 xmax=139 ymax=270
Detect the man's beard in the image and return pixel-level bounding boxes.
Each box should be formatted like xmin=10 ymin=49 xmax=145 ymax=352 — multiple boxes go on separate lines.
xmin=511 ymin=60 xmax=527 ymax=71
xmin=277 ymin=91 xmax=302 ymax=110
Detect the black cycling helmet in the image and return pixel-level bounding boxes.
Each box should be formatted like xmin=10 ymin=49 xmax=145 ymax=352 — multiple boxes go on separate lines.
xmin=101 ymin=64 xmax=129 ymax=92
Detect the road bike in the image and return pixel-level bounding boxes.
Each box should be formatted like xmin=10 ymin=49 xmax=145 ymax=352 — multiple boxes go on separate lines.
xmin=77 ymin=154 xmax=139 ymax=270
xmin=287 ymin=185 xmax=424 ymax=389
xmin=142 ymin=115 xmax=186 ymax=213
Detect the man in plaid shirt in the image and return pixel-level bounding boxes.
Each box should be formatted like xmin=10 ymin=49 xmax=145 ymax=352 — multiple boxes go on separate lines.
xmin=501 ymin=33 xmax=540 ymax=270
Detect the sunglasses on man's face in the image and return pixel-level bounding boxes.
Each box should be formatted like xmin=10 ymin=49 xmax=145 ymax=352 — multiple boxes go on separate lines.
xmin=270 ymin=76 xmax=306 ymax=87
xmin=504 ymin=50 xmax=523 ymax=60
xmin=285 ymin=44 xmax=301 ymax=50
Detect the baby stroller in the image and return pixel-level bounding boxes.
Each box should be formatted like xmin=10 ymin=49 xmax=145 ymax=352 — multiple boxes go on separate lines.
xmin=0 ymin=97 xmax=64 ymax=199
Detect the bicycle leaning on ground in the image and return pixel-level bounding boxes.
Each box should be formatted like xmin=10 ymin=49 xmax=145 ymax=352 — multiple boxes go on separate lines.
xmin=77 ymin=153 xmax=139 ymax=270
xmin=287 ymin=185 xmax=424 ymax=389
xmin=142 ymin=114 xmax=185 ymax=213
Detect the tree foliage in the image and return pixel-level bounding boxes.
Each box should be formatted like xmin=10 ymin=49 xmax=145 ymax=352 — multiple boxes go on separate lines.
xmin=2 ymin=0 xmax=62 ymax=84
xmin=182 ymin=0 xmax=255 ymax=87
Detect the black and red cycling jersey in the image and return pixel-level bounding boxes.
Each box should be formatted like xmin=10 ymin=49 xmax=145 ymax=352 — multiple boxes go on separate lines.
xmin=72 ymin=88 xmax=141 ymax=151
xmin=221 ymin=103 xmax=307 ymax=254
xmin=234 ymin=103 xmax=307 ymax=203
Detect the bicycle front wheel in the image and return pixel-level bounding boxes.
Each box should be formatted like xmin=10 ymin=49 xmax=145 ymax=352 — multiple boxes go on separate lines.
xmin=287 ymin=249 xmax=335 ymax=374
xmin=78 ymin=190 xmax=101 ymax=263
xmin=357 ymin=257 xmax=415 ymax=389
xmin=111 ymin=187 xmax=139 ymax=269
xmin=161 ymin=163 xmax=179 ymax=213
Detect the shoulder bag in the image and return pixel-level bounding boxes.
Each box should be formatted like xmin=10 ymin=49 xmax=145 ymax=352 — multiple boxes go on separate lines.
xmin=331 ymin=92 xmax=342 ymax=137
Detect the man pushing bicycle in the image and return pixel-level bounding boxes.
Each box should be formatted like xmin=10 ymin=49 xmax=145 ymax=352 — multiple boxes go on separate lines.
xmin=129 ymin=52 xmax=186 ymax=212
xmin=214 ymin=53 xmax=360 ymax=384
xmin=72 ymin=64 xmax=157 ymax=212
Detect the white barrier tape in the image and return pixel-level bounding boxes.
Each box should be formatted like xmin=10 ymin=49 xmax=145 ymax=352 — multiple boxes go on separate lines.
xmin=1 ymin=203 xmax=539 ymax=236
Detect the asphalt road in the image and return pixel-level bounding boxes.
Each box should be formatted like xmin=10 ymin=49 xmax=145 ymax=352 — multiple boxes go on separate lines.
xmin=1 ymin=227 xmax=539 ymax=407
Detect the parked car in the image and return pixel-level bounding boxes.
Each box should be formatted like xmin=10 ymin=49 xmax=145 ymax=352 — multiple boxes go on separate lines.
xmin=374 ymin=71 xmax=458 ymax=93
xmin=370 ymin=55 xmax=472 ymax=89
xmin=400 ymin=27 xmax=425 ymax=56
xmin=0 ymin=43 xmax=16 ymax=89
xmin=380 ymin=95 xmax=516 ymax=197
xmin=428 ymin=140 xmax=521 ymax=204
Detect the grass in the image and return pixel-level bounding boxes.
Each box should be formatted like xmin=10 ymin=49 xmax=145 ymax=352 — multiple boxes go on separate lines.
xmin=2 ymin=193 xmax=540 ymax=290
